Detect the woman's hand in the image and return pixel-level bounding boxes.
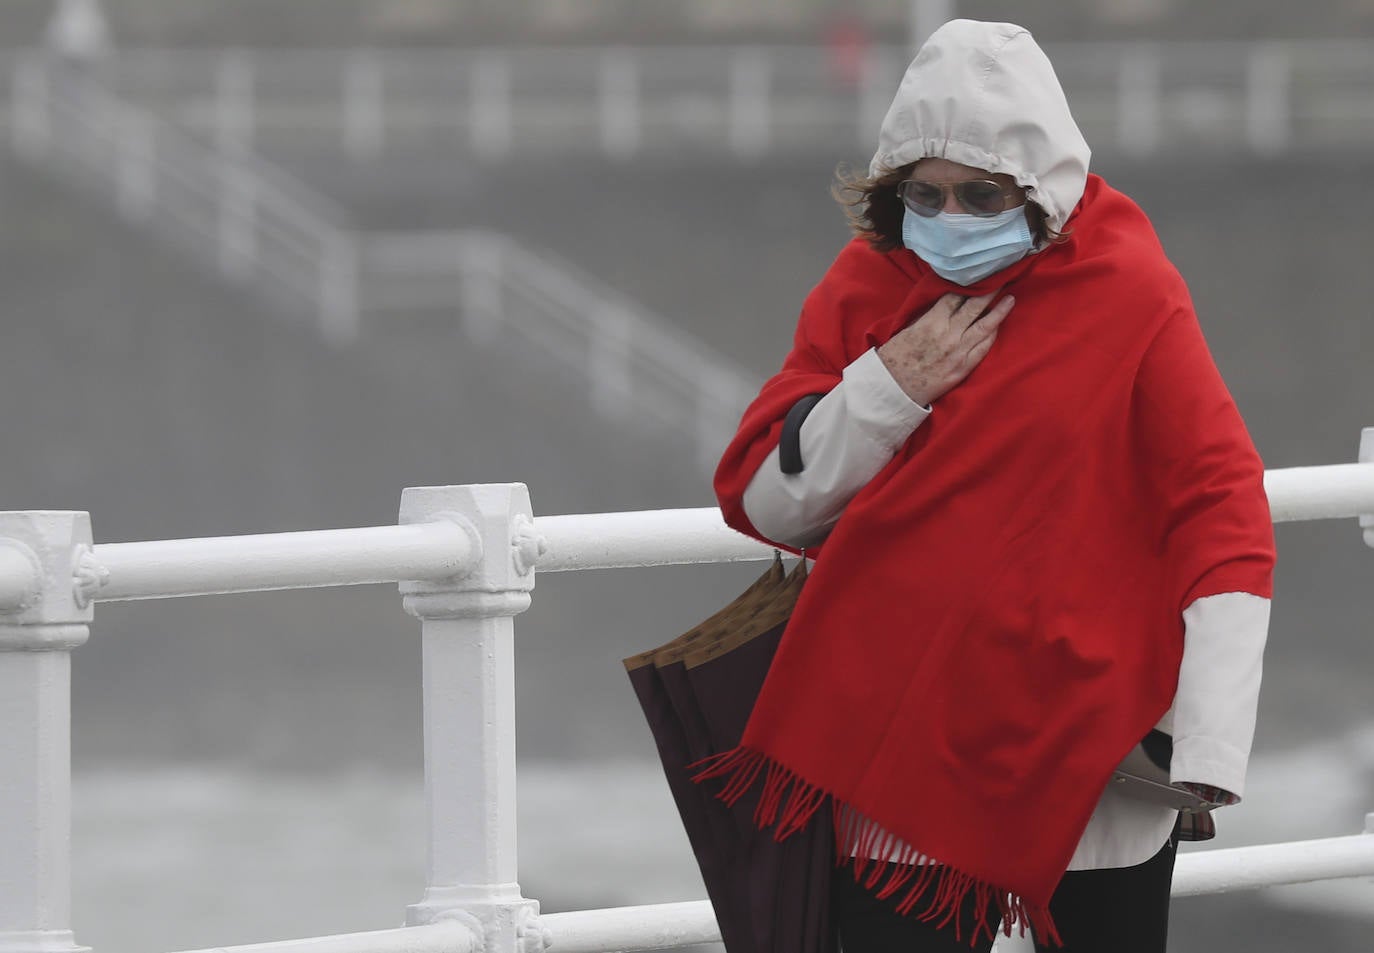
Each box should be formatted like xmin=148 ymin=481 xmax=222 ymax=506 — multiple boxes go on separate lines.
xmin=876 ymin=292 xmax=1015 ymax=406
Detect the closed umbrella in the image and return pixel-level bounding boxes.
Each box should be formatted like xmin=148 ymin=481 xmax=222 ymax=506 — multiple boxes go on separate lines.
xmin=623 ymin=558 xmax=785 ymax=953
xmin=624 ymin=558 xmax=838 ymax=953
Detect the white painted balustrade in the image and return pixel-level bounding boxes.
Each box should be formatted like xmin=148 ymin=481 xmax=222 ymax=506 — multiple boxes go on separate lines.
xmin=11 ymin=39 xmax=1373 ymax=160
xmin=3 ymin=434 xmax=1374 ymax=953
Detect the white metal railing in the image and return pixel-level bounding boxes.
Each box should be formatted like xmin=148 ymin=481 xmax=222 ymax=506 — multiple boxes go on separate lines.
xmin=8 ymin=56 xmax=760 ymax=476
xmin=170 ymin=921 xmax=477 ymax=953
xmin=3 ymin=40 xmax=1372 ymax=162
xmin=2 ymin=433 xmax=1374 ymax=953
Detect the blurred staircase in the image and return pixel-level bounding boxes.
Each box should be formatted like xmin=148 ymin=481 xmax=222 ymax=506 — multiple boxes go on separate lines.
xmin=7 ymin=55 xmax=759 ymax=480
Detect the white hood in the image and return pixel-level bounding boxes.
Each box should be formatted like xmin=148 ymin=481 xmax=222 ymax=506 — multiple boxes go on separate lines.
xmin=870 ymin=20 xmax=1090 ymax=235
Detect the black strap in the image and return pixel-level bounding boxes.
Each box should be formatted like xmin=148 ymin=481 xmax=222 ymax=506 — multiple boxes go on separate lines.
xmin=1141 ymin=729 xmax=1173 ymax=772
xmin=778 ymin=393 xmax=826 ymax=475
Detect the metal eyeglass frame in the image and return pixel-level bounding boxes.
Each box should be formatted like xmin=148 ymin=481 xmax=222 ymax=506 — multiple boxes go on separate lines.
xmin=897 ymin=178 xmax=1023 ymax=218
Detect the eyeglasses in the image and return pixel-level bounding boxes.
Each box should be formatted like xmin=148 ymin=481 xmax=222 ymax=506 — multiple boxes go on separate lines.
xmin=897 ymin=178 xmax=1019 ymax=218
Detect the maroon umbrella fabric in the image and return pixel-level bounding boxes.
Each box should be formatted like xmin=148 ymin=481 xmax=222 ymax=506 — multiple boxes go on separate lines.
xmin=623 ymin=558 xmax=784 ymax=953
xmin=624 ymin=559 xmax=837 ymax=953
xmin=682 ymin=565 xmax=834 ymax=953
xmin=624 ymin=561 xmax=784 ymax=952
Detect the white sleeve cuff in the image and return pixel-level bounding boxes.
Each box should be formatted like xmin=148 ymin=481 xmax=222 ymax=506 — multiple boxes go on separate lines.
xmin=739 ymin=349 xmax=930 ymax=549
xmin=843 ymin=348 xmax=931 ymax=448
xmin=1168 ymin=591 xmax=1271 ymax=800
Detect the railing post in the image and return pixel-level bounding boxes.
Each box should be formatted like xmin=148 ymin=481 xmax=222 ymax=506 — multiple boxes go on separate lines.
xmin=1246 ymin=41 xmax=1290 ymax=156
xmin=11 ymin=53 xmax=51 ymax=161
xmin=858 ymin=46 xmax=895 ymax=152
xmin=911 ymin=0 xmax=956 ymax=52
xmin=693 ymin=362 xmax=747 ymax=478
xmin=599 ymin=48 xmax=639 ymax=159
xmin=0 ymin=511 xmax=96 ymax=953
xmin=319 ymin=232 xmax=360 ymax=346
xmin=399 ymin=485 xmax=547 ymax=953
xmin=471 ymin=51 xmax=512 ymax=160
xmin=215 ymin=49 xmax=255 ymax=154
xmin=217 ymin=152 xmax=257 ymax=281
xmin=116 ymin=106 xmax=156 ymax=223
xmin=344 ymin=50 xmax=384 ymax=162
xmin=457 ymin=235 xmax=505 ymax=345
xmin=728 ymin=47 xmax=770 ymax=159
xmin=589 ymin=305 xmax=633 ymax=419
xmin=1359 ymin=428 xmax=1374 ymax=550
xmin=1117 ymin=44 xmax=1161 ymax=157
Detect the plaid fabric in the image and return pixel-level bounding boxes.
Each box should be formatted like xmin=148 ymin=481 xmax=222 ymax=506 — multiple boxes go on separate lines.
xmin=1172 ymin=783 xmax=1237 ymax=842
xmin=1176 ymin=810 xmax=1215 ymax=842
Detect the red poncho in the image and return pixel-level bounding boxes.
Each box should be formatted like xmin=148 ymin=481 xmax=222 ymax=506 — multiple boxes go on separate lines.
xmin=703 ymin=175 xmax=1275 ymax=941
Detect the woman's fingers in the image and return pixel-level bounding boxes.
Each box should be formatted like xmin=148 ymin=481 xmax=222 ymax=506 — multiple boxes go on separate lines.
xmin=927 ymin=293 xmax=965 ymax=327
xmin=954 ymin=292 xmax=998 ymax=327
xmin=962 ymin=296 xmax=1013 ymax=367
xmin=963 ymin=329 xmax=998 ymax=369
xmin=962 ymin=295 xmax=1015 ymax=341
xmin=880 ymin=291 xmax=1016 ymax=405
xmin=984 ymin=294 xmax=1015 ymax=326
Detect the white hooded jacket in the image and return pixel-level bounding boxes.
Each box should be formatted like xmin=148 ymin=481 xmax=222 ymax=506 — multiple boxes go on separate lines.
xmin=871 ymin=19 xmax=1090 ymax=237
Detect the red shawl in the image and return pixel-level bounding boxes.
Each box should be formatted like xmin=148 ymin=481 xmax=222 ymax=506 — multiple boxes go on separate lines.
xmin=702 ymin=175 xmax=1275 ymax=942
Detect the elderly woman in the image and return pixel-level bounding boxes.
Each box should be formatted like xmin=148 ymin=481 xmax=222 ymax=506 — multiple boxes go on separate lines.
xmin=703 ymin=20 xmax=1275 ymax=953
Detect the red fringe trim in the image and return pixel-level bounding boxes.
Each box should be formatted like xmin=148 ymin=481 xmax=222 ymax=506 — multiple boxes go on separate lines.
xmin=689 ymin=745 xmax=1064 ymax=948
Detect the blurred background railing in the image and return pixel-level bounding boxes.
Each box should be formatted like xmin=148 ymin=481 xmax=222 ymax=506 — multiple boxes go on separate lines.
xmin=3 ymin=41 xmax=1373 ymax=162
xmin=10 ymin=54 xmax=361 ymax=341
xmin=9 ymin=55 xmax=760 ymax=476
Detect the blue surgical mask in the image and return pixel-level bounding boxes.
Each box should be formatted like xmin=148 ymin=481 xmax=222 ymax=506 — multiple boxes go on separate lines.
xmin=901 ymin=205 xmax=1034 ymax=286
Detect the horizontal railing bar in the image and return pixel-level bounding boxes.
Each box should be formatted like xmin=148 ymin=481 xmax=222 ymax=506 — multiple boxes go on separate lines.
xmin=7 ymin=462 xmax=1368 ymax=602
xmin=533 ymin=508 xmax=772 ymax=572
xmin=1172 ymin=831 xmax=1374 ymax=897
xmin=540 ymin=900 xmax=719 ymax=952
xmin=534 ymin=464 xmax=1374 ymax=572
xmin=91 ymin=521 xmax=475 ymax=602
xmin=1264 ymin=463 xmax=1374 ymax=522
xmin=167 ymin=921 xmax=475 ymax=953
xmin=528 ymin=830 xmax=1374 ymax=952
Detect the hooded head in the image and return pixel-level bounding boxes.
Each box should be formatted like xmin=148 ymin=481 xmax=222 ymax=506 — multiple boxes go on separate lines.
xmin=869 ymin=20 xmax=1090 ymax=236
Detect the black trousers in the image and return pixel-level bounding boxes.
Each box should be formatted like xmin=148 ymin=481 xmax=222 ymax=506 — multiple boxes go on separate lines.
xmin=830 ymin=830 xmax=1178 ymax=953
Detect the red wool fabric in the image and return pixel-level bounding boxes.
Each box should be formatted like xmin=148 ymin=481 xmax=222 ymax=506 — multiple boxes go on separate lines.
xmin=702 ymin=175 xmax=1276 ymax=942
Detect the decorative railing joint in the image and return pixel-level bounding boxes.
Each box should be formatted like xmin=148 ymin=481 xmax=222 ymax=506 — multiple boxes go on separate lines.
xmin=70 ymin=543 xmax=108 ymax=609
xmin=510 ymin=513 xmax=547 ymax=577
xmin=0 ymin=512 xmax=94 ymax=651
